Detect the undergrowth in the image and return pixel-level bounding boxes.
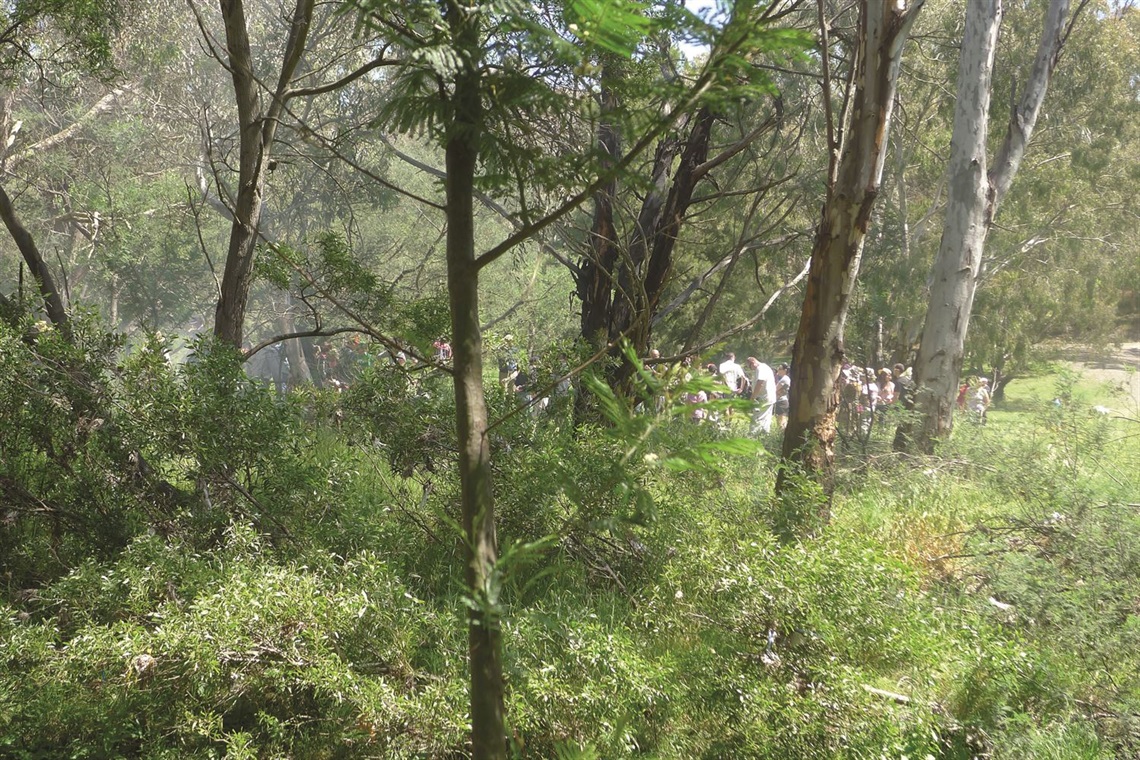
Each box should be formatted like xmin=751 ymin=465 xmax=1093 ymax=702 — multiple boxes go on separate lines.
xmin=1 ymin=319 xmax=1136 ymax=757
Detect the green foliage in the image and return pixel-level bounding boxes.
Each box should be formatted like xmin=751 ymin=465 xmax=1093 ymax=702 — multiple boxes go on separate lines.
xmin=1 ymin=529 xmax=468 ymax=758
xmin=564 ymin=0 xmax=652 ymax=57
xmin=3 ymin=298 xmax=1136 ymax=758
xmin=0 ymin=0 xmax=124 ymax=78
xmin=0 ymin=312 xmax=139 ymax=579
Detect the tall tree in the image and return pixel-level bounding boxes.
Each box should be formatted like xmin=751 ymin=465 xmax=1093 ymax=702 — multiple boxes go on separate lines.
xmin=776 ymin=0 xmax=924 ymax=500
xmin=908 ymin=0 xmax=1086 ymax=449
xmin=0 ymin=0 xmax=124 ymax=335
xmin=346 ymin=0 xmax=810 ymax=752
xmin=204 ymin=0 xmax=315 ymax=347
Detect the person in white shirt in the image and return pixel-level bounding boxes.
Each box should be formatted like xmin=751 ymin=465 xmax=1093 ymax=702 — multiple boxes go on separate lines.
xmin=746 ymin=356 xmax=777 ymax=434
xmin=718 ymin=352 xmax=746 ymax=397
xmin=969 ymin=377 xmax=992 ymax=424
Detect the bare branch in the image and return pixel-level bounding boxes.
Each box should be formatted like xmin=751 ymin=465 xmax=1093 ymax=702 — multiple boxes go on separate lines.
xmin=4 ymin=86 xmax=133 ymax=172
xmin=244 ymin=325 xmax=362 ymax=361
xmin=285 ymin=54 xmax=401 ymax=99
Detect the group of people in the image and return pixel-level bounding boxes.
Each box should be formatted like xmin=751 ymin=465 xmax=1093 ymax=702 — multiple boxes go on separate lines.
xmin=675 ymin=351 xmax=791 ymax=436
xmin=958 ymin=376 xmax=992 ymax=423
xmin=256 ymin=331 xmax=995 ymax=433
xmin=310 ymin=337 xmax=409 ymax=390
xmin=836 ymin=363 xmax=913 ymax=438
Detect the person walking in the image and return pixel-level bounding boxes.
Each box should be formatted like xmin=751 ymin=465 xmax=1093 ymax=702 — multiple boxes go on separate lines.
xmin=746 ymin=356 xmax=776 ymax=435
xmin=969 ymin=377 xmax=992 ymax=424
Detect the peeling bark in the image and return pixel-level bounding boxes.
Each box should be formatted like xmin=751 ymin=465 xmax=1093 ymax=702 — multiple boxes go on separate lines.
xmin=777 ymin=0 xmax=924 ymax=502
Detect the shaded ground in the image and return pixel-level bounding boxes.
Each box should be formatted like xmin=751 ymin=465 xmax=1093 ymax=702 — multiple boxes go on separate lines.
xmin=1061 ymin=341 xmax=1140 ymax=412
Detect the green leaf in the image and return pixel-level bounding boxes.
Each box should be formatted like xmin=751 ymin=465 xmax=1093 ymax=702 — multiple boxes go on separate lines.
xmin=564 ymin=0 xmax=652 ymax=57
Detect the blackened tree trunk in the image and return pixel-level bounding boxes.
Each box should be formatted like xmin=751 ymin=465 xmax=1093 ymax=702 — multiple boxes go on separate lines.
xmin=618 ymin=106 xmax=715 ymax=353
xmin=578 ymin=70 xmax=621 ymax=349
xmin=776 ymin=0 xmax=924 ymax=500
xmin=602 ymin=106 xmax=714 ymax=391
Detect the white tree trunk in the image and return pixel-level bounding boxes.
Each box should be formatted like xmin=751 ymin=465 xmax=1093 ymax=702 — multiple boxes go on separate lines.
xmin=911 ymin=0 xmax=1001 ymax=444
xmin=911 ymin=0 xmax=1073 ymax=447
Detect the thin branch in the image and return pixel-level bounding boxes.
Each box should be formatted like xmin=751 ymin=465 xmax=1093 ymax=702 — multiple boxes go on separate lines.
xmin=264 ymin=239 xmax=451 ymax=375
xmin=186 ymin=184 xmax=223 ymax=300
xmin=380 ymin=134 xmax=578 ymax=272
xmin=657 ymin=255 xmax=811 ymax=364
xmin=484 ymin=321 xmax=639 ymax=434
xmin=290 ymin=119 xmax=446 ymax=210
xmin=692 ymin=109 xmax=779 ymax=182
xmin=284 ymin=55 xmax=401 ymax=99
xmin=816 ymin=0 xmax=838 ymax=187
xmin=244 ymin=326 xmax=362 ymax=361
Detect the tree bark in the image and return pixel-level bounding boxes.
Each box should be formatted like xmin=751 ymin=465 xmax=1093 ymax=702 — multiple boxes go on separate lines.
xmin=777 ymin=0 xmax=924 ymax=500
xmin=578 ymin=69 xmax=621 ymax=349
xmin=0 ymin=183 xmax=70 ymax=337
xmin=212 ymin=0 xmax=314 ymax=347
xmin=446 ymin=1 xmax=505 ymax=756
xmin=909 ymin=0 xmax=1074 ymax=449
xmin=910 ymin=0 xmax=1001 ymax=450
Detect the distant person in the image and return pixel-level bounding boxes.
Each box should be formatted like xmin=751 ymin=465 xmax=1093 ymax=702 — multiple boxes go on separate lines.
xmin=877 ymin=368 xmax=896 ymax=405
xmin=775 ymin=363 xmax=790 ymax=395
xmin=686 ymin=385 xmax=708 ymax=422
xmin=498 ymin=334 xmax=519 ymax=391
xmin=892 ymin=363 xmax=913 ymax=408
xmin=773 ymin=380 xmax=789 ymax=431
xmin=969 ymin=377 xmax=991 ymax=424
xmin=746 ymin=356 xmax=776 ymax=435
xmin=718 ymin=352 xmax=747 ymax=397
xmin=838 ymin=367 xmax=860 ymax=438
xmin=859 ymin=368 xmax=878 ymax=434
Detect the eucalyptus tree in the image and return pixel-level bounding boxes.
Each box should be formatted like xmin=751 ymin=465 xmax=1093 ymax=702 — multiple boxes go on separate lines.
xmin=907 ymin=0 xmax=1089 ymax=450
xmin=774 ymin=0 xmax=925 ymax=501
xmin=190 ymin=0 xmax=316 ymax=347
xmin=0 ymin=0 xmax=127 ymax=335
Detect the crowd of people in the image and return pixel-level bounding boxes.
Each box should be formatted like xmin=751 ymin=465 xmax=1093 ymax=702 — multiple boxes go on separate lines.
xmin=836 ymin=362 xmax=913 ymax=438
xmin=674 ymin=351 xmax=992 ymax=439
xmin=249 ymin=331 xmax=995 ymax=434
xmin=671 ymin=351 xmax=792 ymax=436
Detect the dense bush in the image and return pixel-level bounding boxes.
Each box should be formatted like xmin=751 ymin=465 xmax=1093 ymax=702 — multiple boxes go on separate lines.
xmin=2 ymin=322 xmax=1135 ymax=757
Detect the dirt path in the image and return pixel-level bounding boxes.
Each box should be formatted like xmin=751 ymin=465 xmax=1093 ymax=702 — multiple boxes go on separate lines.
xmin=1061 ymin=341 xmax=1140 ymax=411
